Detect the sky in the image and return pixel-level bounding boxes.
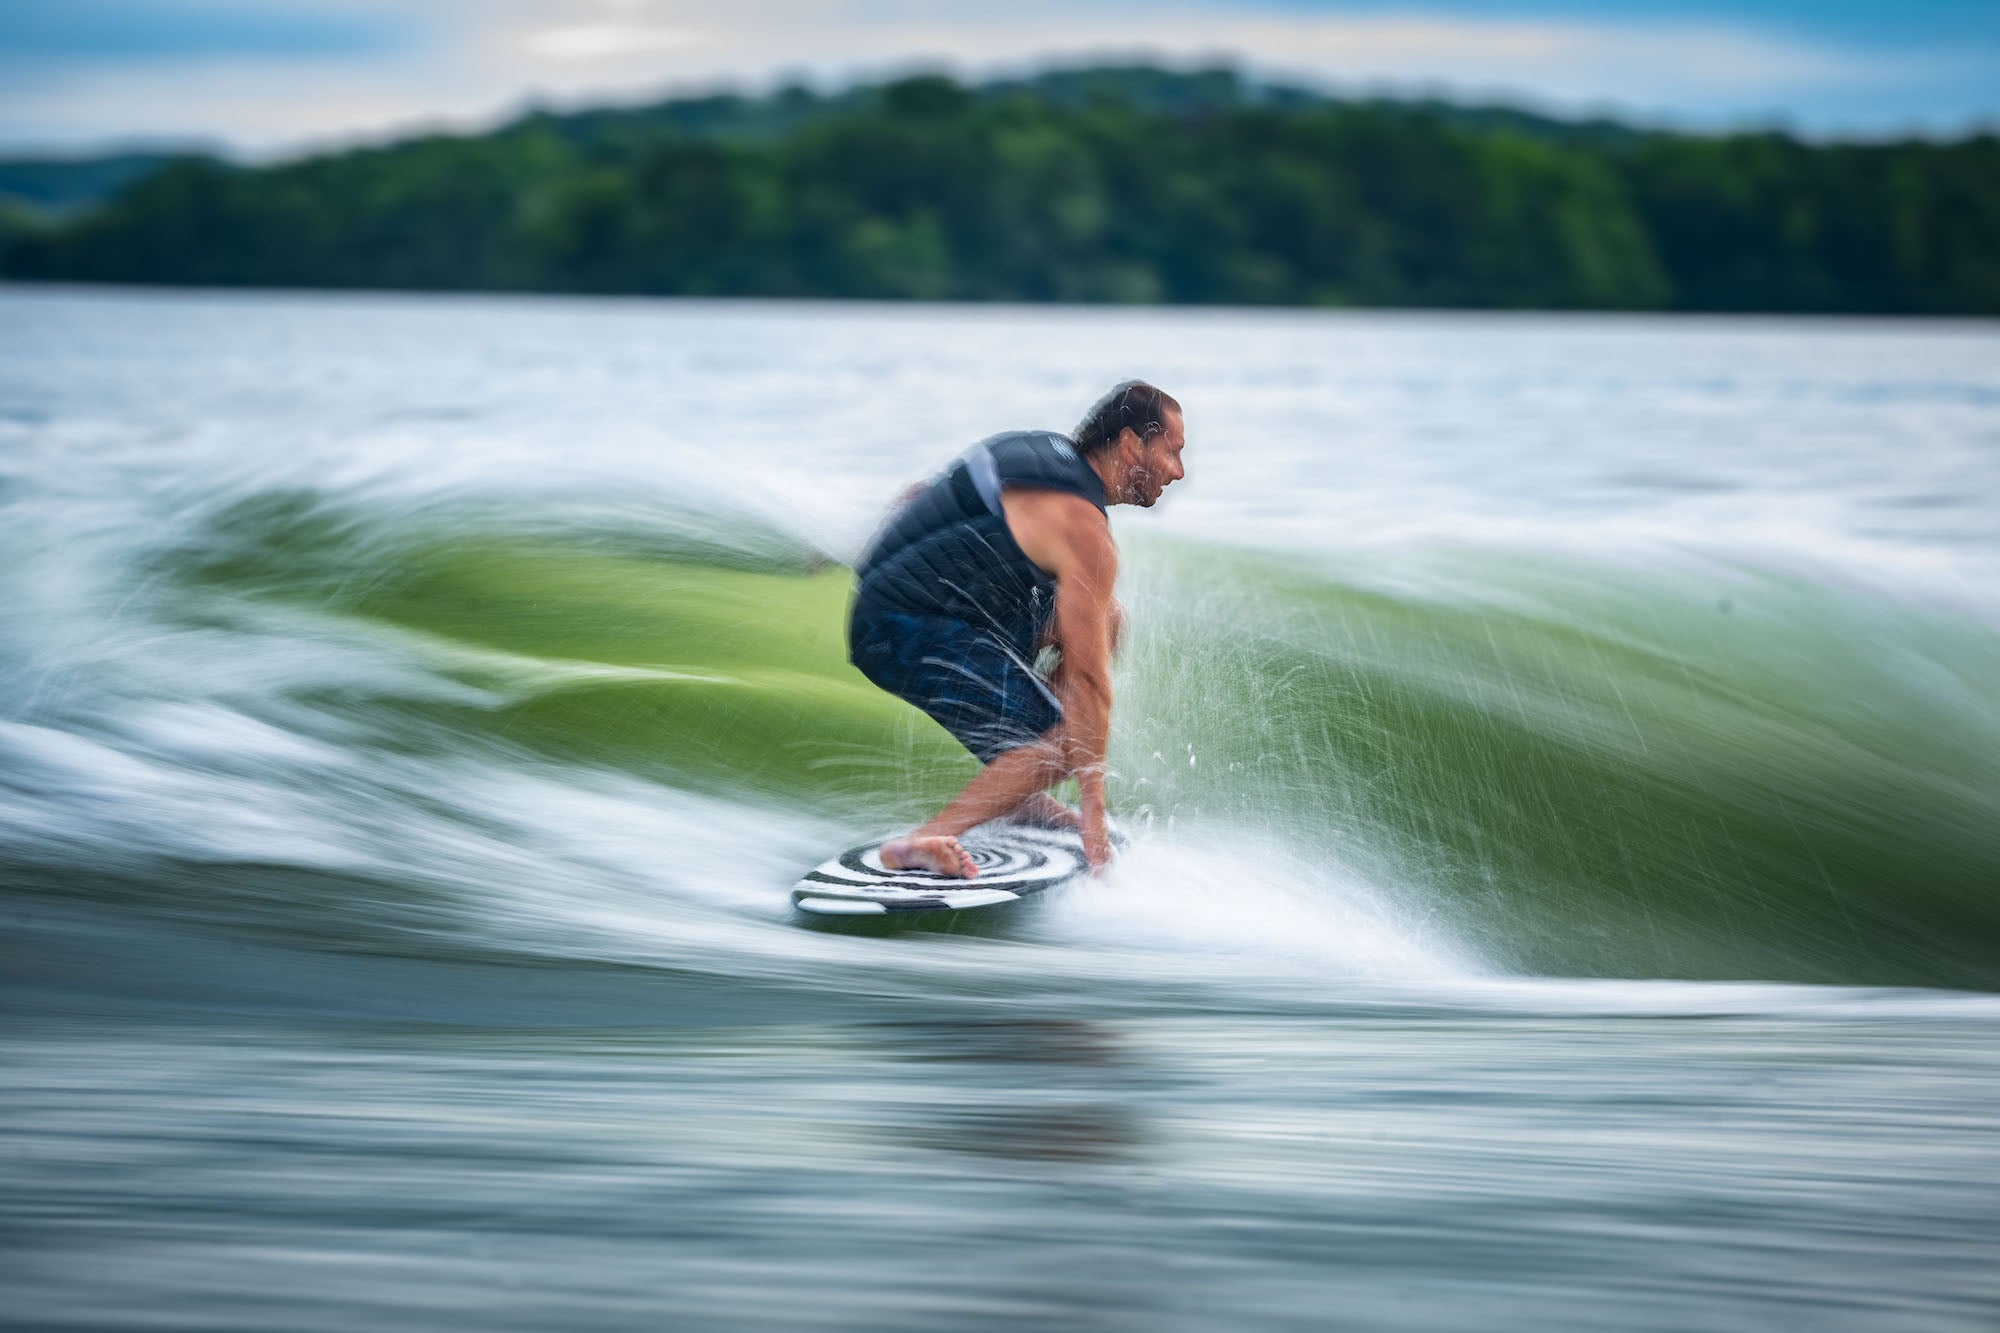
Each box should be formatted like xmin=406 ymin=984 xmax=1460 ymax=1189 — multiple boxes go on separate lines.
xmin=2 ymin=0 xmax=1997 ymax=156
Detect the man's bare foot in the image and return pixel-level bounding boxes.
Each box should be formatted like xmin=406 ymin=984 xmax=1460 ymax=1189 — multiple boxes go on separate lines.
xmin=1005 ymin=792 xmax=1082 ymax=831
xmin=880 ymin=835 xmax=978 ymax=879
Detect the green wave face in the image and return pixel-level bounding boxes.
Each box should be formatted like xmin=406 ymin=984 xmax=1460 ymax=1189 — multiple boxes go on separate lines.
xmin=171 ymin=495 xmax=983 ymax=821
xmin=1114 ymin=541 xmax=2000 ymax=990
xmin=371 ymin=549 xmax=983 ymax=816
xmin=176 ymin=496 xmax=2000 ymax=990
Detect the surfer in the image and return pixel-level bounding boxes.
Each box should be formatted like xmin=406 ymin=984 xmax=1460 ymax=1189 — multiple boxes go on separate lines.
xmin=848 ymin=381 xmax=1186 ymax=878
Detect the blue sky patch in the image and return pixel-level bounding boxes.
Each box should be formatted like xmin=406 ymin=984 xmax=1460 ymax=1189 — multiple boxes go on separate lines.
xmin=0 ymin=0 xmax=412 ymax=63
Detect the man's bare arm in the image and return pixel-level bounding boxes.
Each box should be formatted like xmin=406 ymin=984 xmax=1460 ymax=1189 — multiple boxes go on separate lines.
xmin=1003 ymin=488 xmax=1119 ymax=867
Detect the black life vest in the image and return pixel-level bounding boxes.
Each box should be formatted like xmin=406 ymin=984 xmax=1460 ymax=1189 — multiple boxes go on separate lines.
xmin=852 ymin=430 xmax=1108 ymax=653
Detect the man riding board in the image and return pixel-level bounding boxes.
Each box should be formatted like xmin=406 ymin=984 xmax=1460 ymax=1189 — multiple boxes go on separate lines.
xmin=847 ymin=381 xmax=1186 ymax=879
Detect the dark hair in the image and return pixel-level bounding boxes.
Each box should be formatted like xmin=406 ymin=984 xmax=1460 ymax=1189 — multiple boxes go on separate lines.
xmin=1072 ymin=381 xmax=1181 ymax=456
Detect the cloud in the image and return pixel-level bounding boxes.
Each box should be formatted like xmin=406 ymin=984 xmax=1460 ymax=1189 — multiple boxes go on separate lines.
xmin=522 ymin=23 xmax=705 ymax=63
xmin=0 ymin=0 xmax=1988 ymax=153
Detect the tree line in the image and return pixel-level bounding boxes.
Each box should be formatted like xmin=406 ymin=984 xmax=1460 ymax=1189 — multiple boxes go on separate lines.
xmin=3 ymin=68 xmax=1995 ymax=314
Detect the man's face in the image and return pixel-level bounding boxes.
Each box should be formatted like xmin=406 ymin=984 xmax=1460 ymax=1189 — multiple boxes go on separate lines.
xmin=1125 ymin=407 xmax=1186 ymax=507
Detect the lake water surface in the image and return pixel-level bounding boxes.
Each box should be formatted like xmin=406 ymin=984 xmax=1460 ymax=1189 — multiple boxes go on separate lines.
xmin=3 ymin=288 xmax=1998 ymax=1330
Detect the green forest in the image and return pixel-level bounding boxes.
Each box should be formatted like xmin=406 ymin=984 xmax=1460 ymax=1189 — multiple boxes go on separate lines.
xmin=4 ymin=67 xmax=1996 ymax=313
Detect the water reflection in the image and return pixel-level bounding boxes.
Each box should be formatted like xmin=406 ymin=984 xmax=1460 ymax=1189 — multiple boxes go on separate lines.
xmin=866 ymin=1018 xmax=1143 ymax=1164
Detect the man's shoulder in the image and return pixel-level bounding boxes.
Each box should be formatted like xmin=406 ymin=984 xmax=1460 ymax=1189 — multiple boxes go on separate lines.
xmin=1002 ymin=484 xmax=1105 ymax=518
xmin=1001 ymin=485 xmax=1114 ymax=573
xmin=984 ymin=429 xmax=1105 ymax=510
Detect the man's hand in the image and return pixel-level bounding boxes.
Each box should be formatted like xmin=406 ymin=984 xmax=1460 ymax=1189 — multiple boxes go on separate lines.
xmin=1081 ymin=813 xmax=1117 ymax=873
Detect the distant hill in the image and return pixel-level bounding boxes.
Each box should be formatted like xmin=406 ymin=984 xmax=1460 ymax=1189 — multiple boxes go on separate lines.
xmin=0 ymin=152 xmax=189 ymax=215
xmin=496 ymin=65 xmax=1647 ymax=154
xmin=4 ymin=67 xmax=1995 ymax=314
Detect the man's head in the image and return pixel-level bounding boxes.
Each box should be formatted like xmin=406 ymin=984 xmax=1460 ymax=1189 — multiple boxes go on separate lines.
xmin=1073 ymin=381 xmax=1186 ymax=508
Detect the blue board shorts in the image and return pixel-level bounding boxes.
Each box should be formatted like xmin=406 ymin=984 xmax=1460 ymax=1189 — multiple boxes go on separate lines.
xmin=849 ymin=608 xmax=1062 ymax=763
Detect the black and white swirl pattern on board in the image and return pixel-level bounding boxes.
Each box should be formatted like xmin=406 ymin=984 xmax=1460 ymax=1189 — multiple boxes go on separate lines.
xmin=793 ymin=823 xmax=1101 ymax=913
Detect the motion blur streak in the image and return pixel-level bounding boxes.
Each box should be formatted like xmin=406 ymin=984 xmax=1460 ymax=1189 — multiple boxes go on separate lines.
xmin=3 ymin=288 xmax=1998 ymax=1330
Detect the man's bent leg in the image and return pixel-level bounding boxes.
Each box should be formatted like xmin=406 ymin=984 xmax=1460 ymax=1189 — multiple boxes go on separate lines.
xmin=881 ymin=731 xmax=1067 ymax=879
xmin=916 ymin=731 xmax=1066 ymax=840
xmin=1007 ymin=791 xmax=1081 ymax=830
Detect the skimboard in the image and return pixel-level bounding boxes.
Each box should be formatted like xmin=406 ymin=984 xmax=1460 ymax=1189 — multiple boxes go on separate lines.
xmin=793 ymin=821 xmax=1118 ymax=917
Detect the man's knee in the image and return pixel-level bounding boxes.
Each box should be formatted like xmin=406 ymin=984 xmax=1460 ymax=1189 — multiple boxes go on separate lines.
xmin=990 ymin=729 xmax=1064 ymax=776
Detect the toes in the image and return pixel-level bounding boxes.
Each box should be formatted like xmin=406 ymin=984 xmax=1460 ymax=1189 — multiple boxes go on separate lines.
xmin=883 ymin=835 xmax=980 ymax=878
